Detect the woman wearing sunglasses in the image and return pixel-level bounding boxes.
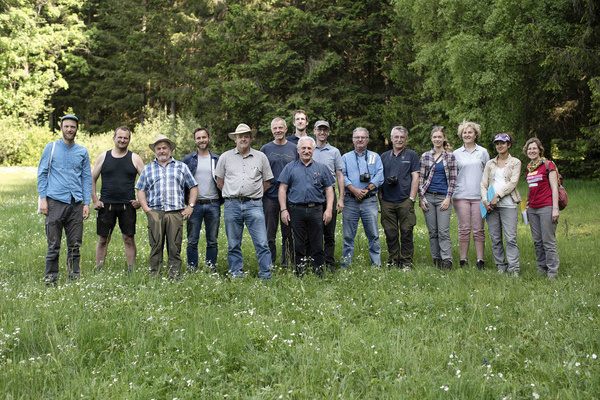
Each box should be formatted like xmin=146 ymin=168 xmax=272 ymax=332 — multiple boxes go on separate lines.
xmin=523 ymin=137 xmax=560 ymax=279
xmin=419 ymin=126 xmax=458 ymax=270
xmin=453 ymin=120 xmax=490 ymax=270
xmin=481 ymin=133 xmax=522 ymax=276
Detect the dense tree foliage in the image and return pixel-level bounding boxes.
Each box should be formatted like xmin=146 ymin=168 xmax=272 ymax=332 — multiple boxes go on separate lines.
xmin=1 ymin=0 xmax=599 ymax=174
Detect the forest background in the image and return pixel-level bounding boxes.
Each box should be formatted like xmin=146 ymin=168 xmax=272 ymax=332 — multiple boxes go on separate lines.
xmin=1 ymin=0 xmax=599 ymax=177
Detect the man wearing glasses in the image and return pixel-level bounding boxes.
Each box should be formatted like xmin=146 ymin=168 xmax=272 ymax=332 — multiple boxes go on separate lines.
xmin=340 ymin=127 xmax=384 ymax=268
xmin=379 ymin=126 xmax=420 ymax=269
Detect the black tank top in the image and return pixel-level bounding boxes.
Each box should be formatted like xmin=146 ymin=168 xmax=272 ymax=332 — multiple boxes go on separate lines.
xmin=100 ymin=150 xmax=138 ymax=203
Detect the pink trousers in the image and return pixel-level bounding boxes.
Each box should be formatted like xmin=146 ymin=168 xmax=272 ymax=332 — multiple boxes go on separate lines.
xmin=453 ymin=199 xmax=485 ymax=242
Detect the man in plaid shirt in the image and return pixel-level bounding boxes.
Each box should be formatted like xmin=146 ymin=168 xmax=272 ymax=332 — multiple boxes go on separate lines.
xmin=137 ymin=134 xmax=198 ymax=279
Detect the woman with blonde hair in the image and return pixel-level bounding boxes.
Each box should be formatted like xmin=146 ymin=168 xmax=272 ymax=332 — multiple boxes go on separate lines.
xmin=453 ymin=120 xmax=490 ymax=270
xmin=481 ymin=133 xmax=521 ymax=276
xmin=419 ymin=126 xmax=458 ymax=270
xmin=523 ymin=137 xmax=560 ymax=278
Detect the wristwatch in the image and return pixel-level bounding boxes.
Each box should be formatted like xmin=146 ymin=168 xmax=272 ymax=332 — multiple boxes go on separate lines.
xmin=188 ymin=203 xmax=194 ymax=208
xmin=409 ymin=197 xmax=415 ymax=202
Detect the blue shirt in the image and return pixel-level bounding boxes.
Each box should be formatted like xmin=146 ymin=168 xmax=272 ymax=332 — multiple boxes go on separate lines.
xmin=260 ymin=141 xmax=298 ymax=199
xmin=135 ymin=157 xmax=198 ymax=211
xmin=37 ymin=139 xmax=92 ymax=205
xmin=427 ymin=159 xmax=448 ymax=195
xmin=312 ymin=142 xmax=344 ymax=181
xmin=341 ymin=150 xmax=384 ymax=194
xmin=380 ymin=148 xmax=420 ymax=203
xmin=278 ymin=159 xmax=335 ymax=204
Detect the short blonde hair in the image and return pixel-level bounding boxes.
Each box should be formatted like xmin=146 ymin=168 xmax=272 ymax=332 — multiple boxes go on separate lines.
xmin=457 ymin=119 xmax=481 ymax=139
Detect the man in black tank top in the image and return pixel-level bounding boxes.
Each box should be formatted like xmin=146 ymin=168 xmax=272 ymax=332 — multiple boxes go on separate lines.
xmin=91 ymin=126 xmax=145 ymax=273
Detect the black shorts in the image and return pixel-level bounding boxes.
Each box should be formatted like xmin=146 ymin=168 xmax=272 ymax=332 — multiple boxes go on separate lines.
xmin=96 ymin=203 xmax=137 ymax=237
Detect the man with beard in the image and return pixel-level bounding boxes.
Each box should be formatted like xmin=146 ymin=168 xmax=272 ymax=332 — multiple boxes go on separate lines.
xmin=379 ymin=126 xmax=420 ymax=269
xmin=285 ymin=109 xmax=314 ymax=145
xmin=91 ymin=126 xmax=145 ymax=273
xmin=182 ymin=127 xmax=222 ymax=271
xmin=278 ymin=136 xmax=334 ymax=276
xmin=37 ymin=114 xmax=92 ymax=285
xmin=260 ymin=117 xmax=298 ymax=269
xmin=136 ymin=135 xmax=198 ymax=279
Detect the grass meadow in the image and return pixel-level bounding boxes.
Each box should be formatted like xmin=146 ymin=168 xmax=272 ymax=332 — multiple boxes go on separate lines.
xmin=0 ymin=167 xmax=599 ymax=399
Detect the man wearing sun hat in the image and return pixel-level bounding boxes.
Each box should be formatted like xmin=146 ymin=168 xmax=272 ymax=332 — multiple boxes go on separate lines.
xmin=215 ymin=123 xmax=274 ymax=279
xmin=136 ymin=134 xmax=198 ymax=279
xmin=37 ymin=114 xmax=92 ymax=285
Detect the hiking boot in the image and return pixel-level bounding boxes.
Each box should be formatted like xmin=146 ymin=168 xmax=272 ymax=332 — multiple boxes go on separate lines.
xmin=441 ymin=259 xmax=453 ymax=270
xmin=459 ymin=259 xmax=468 ymax=268
xmin=476 ymin=260 xmax=485 ymax=270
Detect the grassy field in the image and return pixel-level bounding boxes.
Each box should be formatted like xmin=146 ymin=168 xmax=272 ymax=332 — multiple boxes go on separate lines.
xmin=0 ymin=167 xmax=599 ymax=399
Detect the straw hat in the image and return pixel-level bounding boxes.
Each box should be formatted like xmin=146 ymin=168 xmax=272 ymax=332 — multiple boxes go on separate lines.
xmin=149 ymin=134 xmax=177 ymax=151
xmin=228 ymin=123 xmax=257 ymax=140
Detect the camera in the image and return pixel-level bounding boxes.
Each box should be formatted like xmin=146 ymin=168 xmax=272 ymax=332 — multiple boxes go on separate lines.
xmin=386 ymin=176 xmax=398 ymax=186
xmin=359 ymin=172 xmax=371 ymax=183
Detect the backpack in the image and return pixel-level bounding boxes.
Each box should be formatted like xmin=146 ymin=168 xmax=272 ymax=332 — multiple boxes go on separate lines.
xmin=545 ymin=160 xmax=568 ymax=210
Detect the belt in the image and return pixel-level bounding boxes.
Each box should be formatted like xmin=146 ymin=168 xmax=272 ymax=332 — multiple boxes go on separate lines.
xmin=426 ymin=191 xmax=445 ymax=196
xmin=196 ymin=199 xmax=220 ymax=205
xmin=346 ymin=192 xmax=376 ymax=199
xmin=225 ymin=196 xmax=258 ymax=202
xmin=291 ymin=203 xmax=319 ymax=208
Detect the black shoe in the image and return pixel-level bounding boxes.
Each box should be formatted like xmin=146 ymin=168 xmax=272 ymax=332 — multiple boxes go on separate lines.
xmin=433 ymin=258 xmax=442 ymax=269
xmin=476 ymin=260 xmax=485 ymax=270
xmin=442 ymin=259 xmax=453 ymax=270
xmin=459 ymin=259 xmax=468 ymax=267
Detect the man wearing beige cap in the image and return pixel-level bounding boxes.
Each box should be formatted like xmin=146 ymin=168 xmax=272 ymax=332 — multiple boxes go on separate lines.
xmin=215 ymin=123 xmax=274 ymax=279
xmin=136 ymin=134 xmax=198 ymax=279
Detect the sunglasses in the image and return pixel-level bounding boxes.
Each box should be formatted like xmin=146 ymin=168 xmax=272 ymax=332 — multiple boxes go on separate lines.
xmin=493 ymin=133 xmax=511 ymax=142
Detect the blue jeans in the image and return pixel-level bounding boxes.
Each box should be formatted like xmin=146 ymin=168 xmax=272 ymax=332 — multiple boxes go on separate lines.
xmin=186 ymin=201 xmax=221 ymax=269
xmin=223 ymin=199 xmax=272 ymax=279
xmin=342 ymin=195 xmax=381 ymax=268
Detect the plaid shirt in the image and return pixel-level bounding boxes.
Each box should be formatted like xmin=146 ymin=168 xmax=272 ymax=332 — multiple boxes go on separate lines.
xmin=418 ymin=149 xmax=458 ymax=199
xmin=136 ymin=157 xmax=197 ymax=211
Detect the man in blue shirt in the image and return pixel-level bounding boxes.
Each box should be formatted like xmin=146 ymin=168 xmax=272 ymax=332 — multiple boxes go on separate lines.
xmin=37 ymin=114 xmax=92 ymax=285
xmin=182 ymin=127 xmax=222 ymax=272
xmin=260 ymin=117 xmax=298 ymax=269
xmin=341 ymin=127 xmax=384 ymax=268
xmin=136 ymin=134 xmax=198 ymax=279
xmin=278 ymin=136 xmax=334 ymax=276
xmin=379 ymin=126 xmax=420 ymax=269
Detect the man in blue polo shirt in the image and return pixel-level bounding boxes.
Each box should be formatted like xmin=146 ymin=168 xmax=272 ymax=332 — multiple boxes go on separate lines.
xmin=278 ymin=136 xmax=334 ymax=276
xmin=341 ymin=127 xmax=384 ymax=268
xmin=37 ymin=114 xmax=92 ymax=285
xmin=379 ymin=126 xmax=420 ymax=269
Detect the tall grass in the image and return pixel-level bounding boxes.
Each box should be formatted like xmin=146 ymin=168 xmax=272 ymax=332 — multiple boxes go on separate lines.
xmin=0 ymin=169 xmax=599 ymax=399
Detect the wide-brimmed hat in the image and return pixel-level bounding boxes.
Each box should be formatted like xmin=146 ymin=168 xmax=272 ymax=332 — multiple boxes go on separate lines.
xmin=149 ymin=134 xmax=177 ymax=151
xmin=228 ymin=123 xmax=257 ymax=140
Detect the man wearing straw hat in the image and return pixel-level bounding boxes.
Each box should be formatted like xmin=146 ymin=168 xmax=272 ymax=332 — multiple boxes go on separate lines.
xmin=136 ymin=134 xmax=198 ymax=279
xmin=215 ymin=123 xmax=274 ymax=279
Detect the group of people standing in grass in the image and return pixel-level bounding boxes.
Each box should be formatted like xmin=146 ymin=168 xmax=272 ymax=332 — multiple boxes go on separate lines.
xmin=420 ymin=122 xmax=561 ymax=279
xmin=37 ymin=113 xmax=561 ymax=285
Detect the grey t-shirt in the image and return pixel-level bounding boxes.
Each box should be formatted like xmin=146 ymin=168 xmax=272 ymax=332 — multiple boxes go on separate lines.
xmin=195 ymin=154 xmax=219 ymax=200
xmin=215 ymin=148 xmax=274 ymax=199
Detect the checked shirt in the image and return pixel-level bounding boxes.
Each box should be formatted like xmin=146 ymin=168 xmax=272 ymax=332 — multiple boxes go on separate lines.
xmin=136 ymin=157 xmax=197 ymax=211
